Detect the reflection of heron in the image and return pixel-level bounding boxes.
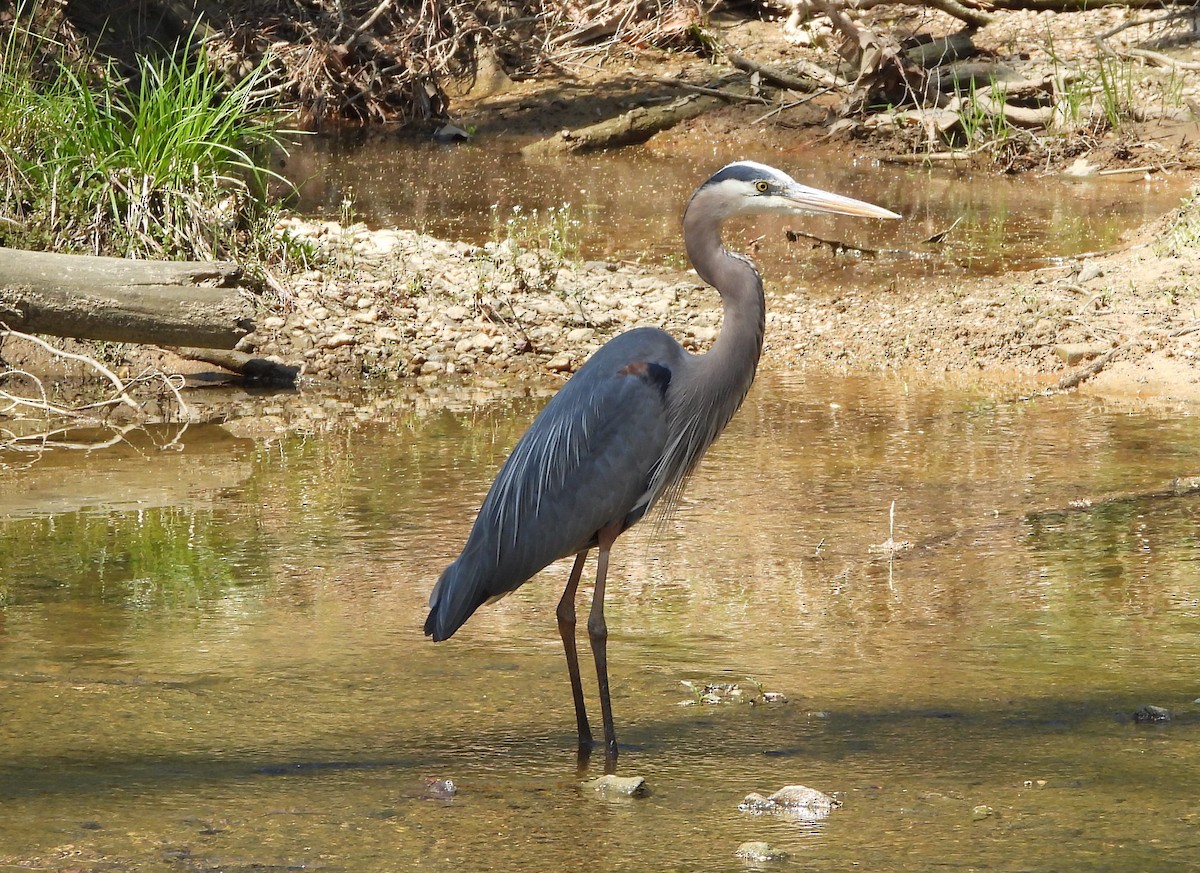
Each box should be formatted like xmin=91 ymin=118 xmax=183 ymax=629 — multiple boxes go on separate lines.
xmin=426 ymin=161 xmax=899 ymax=767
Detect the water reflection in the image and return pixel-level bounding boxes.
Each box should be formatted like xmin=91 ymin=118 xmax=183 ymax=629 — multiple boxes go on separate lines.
xmin=1 ymin=375 xmax=1199 ymax=870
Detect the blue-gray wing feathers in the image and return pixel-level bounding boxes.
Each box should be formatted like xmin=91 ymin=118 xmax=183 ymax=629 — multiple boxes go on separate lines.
xmin=425 ymin=329 xmax=682 ymax=641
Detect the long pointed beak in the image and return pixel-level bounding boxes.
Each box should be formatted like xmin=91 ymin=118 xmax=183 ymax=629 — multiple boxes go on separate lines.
xmin=786 ymin=183 xmax=901 ymax=220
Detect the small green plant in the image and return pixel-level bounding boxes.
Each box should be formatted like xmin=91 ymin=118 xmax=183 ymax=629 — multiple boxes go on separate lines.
xmin=1092 ymin=54 xmax=1137 ymax=131
xmin=490 ymin=202 xmax=581 ymax=265
xmin=957 ymin=78 xmax=1013 ymax=149
xmin=485 ymin=202 xmax=582 ymax=303
xmin=1157 ymin=188 xmax=1200 ymax=257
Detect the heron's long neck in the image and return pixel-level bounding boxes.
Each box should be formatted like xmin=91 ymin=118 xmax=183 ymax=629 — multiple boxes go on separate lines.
xmin=683 ymin=204 xmax=766 ymax=402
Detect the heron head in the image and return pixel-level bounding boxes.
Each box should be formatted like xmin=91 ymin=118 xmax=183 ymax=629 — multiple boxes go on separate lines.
xmin=695 ymin=160 xmax=901 ymax=221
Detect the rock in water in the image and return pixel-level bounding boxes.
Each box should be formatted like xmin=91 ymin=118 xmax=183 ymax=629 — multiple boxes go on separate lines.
xmin=584 ymin=774 xmax=648 ymax=796
xmin=1133 ymin=704 xmax=1172 ymax=724
xmin=739 ymin=784 xmax=840 ymax=821
xmin=734 ymin=841 xmax=789 ymax=861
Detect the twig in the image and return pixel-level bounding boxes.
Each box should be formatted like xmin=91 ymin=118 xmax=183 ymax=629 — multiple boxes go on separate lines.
xmin=1 ymin=326 xmax=138 ymax=411
xmin=1097 ymin=163 xmax=1176 ymax=176
xmin=1051 ymin=341 xmax=1128 ymax=392
xmin=922 ymin=216 xmax=963 ymax=245
xmin=752 ymin=88 xmax=834 ymax=124
xmin=1092 ymin=9 xmax=1193 ymax=42
xmin=649 ymin=76 xmax=772 ymax=104
xmin=1121 ymin=47 xmax=1200 ymax=70
xmin=882 ymin=149 xmax=985 ymax=164
xmin=784 ymin=229 xmax=926 ymax=260
xmin=346 ymin=0 xmax=395 ymax=44
xmin=1 ymin=329 xmax=193 ymax=458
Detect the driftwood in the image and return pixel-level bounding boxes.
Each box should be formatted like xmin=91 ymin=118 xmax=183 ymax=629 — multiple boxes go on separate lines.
xmin=728 ymin=51 xmax=846 ymax=91
xmin=175 ymin=347 xmax=300 ymax=386
xmin=520 ymin=88 xmax=739 ymax=156
xmin=0 ymin=247 xmax=255 ymax=349
xmin=903 ymin=31 xmax=980 ymax=68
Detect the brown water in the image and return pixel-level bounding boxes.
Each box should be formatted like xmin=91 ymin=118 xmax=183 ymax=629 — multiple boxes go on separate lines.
xmin=284 ymin=135 xmax=1190 ymax=280
xmin=3 ymin=373 xmax=1200 ymax=871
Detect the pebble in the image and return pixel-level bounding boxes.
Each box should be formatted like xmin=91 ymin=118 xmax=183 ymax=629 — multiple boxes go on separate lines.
xmin=471 ymin=332 xmax=498 ymax=351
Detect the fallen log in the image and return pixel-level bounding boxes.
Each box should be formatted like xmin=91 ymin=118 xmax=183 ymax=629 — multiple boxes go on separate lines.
xmin=902 ymin=31 xmax=980 ymax=69
xmin=0 ymin=247 xmax=256 ymax=349
xmin=175 ymin=346 xmax=300 ymax=386
xmin=520 ymin=81 xmax=753 ymax=156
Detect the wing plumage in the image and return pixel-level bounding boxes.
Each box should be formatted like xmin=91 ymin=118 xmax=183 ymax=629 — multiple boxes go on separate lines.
xmin=424 ymin=329 xmax=683 ymax=641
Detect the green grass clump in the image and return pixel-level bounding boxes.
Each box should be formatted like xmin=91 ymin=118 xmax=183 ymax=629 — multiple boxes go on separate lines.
xmin=0 ymin=3 xmax=291 ymax=260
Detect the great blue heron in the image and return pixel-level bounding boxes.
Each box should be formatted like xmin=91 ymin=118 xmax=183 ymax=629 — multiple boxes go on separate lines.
xmin=425 ymin=161 xmax=899 ymax=767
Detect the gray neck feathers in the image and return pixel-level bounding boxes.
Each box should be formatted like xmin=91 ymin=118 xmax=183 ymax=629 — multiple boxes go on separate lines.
xmin=646 ymin=190 xmax=765 ymax=512
xmin=682 ymin=190 xmax=766 ymax=412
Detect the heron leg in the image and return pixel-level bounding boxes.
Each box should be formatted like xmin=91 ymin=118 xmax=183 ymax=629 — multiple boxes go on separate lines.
xmin=589 ymin=523 xmax=622 ymax=771
xmin=557 ymin=550 xmax=593 ymax=755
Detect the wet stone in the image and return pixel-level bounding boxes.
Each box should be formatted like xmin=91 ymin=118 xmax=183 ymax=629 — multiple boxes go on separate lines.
xmin=422 ymin=777 xmax=457 ymax=799
xmin=679 ymin=681 xmax=787 ymax=706
xmin=1054 ymin=342 xmax=1109 ymax=365
xmin=584 ymin=774 xmax=648 ymax=796
xmin=740 ymin=785 xmax=840 ymax=821
xmin=1133 ymin=704 xmax=1173 ymax=723
xmin=735 ymin=841 xmax=789 ymax=862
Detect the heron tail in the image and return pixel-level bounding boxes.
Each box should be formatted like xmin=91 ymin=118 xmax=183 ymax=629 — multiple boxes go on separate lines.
xmin=423 ymin=557 xmax=486 ymax=642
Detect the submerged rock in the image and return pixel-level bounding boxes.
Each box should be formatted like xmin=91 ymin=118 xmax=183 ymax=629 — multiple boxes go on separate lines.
xmin=584 ymin=774 xmax=648 ymax=796
xmin=679 ymin=680 xmax=787 ymax=706
xmin=739 ymin=785 xmax=840 ymax=821
xmin=1133 ymin=704 xmax=1173 ymax=724
xmin=734 ymin=841 xmax=789 ymax=862
xmin=421 ymin=777 xmax=458 ymax=799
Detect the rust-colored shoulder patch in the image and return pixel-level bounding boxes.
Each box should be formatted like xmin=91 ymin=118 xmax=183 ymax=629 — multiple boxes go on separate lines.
xmin=618 ymin=360 xmax=671 ymax=395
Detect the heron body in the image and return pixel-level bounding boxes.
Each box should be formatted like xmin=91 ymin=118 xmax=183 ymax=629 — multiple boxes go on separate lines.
xmin=425 ymin=161 xmax=899 ymax=767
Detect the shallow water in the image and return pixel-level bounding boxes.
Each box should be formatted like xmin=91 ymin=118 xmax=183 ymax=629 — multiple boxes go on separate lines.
xmin=283 ymin=135 xmax=1190 ymax=281
xmin=2 ymin=373 xmax=1199 ymax=870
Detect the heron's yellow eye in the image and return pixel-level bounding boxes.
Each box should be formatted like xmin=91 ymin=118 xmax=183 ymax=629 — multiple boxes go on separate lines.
xmin=754 ymin=180 xmax=769 ymax=193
